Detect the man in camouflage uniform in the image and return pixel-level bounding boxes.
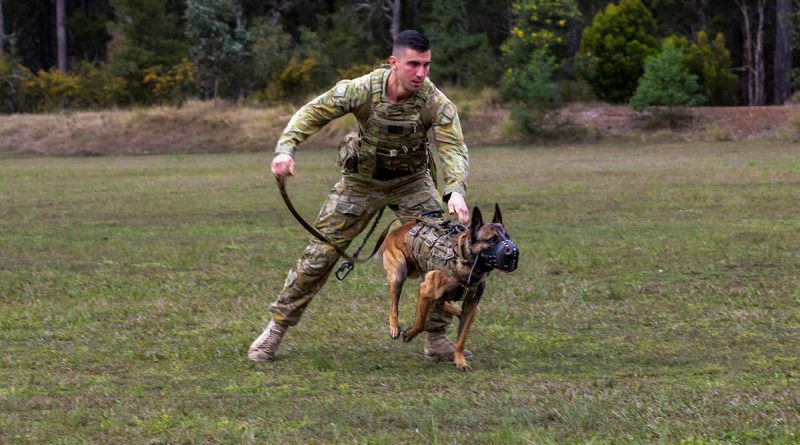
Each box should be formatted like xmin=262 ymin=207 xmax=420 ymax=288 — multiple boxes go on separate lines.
xmin=249 ymin=30 xmax=471 ymax=363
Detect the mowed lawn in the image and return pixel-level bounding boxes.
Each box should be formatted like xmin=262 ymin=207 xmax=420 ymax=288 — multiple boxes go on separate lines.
xmin=1 ymin=142 xmax=798 ymax=444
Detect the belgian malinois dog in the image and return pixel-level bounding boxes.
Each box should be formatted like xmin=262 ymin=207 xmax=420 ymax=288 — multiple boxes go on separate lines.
xmin=380 ymin=204 xmax=519 ymax=371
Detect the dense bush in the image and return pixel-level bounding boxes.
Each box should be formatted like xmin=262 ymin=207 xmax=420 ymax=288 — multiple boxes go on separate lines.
xmin=684 ymin=32 xmax=737 ymax=106
xmin=143 ymin=59 xmax=197 ymax=106
xmin=579 ymin=0 xmax=658 ymax=103
xmin=74 ymin=62 xmax=129 ymax=108
xmin=17 ymin=67 xmax=81 ymax=111
xmin=629 ymin=43 xmax=704 ymax=111
xmin=424 ymin=0 xmax=499 ymax=86
xmin=16 ymin=62 xmax=129 ymax=112
xmin=0 ymin=56 xmax=25 ymax=113
xmin=501 ymin=52 xmax=562 ymax=134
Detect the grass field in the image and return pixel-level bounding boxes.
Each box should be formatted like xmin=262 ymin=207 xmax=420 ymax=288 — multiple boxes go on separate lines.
xmin=1 ymin=142 xmax=799 ymax=444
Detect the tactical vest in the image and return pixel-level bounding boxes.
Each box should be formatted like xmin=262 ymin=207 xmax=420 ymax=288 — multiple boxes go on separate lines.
xmin=355 ymin=68 xmax=432 ymax=179
xmin=405 ymin=218 xmax=468 ymax=276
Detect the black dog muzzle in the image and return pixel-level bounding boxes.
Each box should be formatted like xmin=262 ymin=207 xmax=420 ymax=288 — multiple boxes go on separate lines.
xmin=478 ymin=229 xmax=519 ymax=272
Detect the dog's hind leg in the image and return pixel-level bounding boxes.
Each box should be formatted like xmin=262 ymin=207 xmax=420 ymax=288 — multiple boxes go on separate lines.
xmin=441 ymin=302 xmax=462 ymax=319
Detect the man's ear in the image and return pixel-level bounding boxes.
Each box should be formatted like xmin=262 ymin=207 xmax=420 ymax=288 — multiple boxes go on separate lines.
xmin=388 ymin=55 xmax=398 ymax=71
xmin=492 ymin=203 xmax=503 ymax=225
xmin=470 ymin=206 xmax=482 ymax=239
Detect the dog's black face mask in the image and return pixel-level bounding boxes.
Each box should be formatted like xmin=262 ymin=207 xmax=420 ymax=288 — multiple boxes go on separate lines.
xmin=477 ymin=226 xmax=519 ymax=272
xmin=469 ymin=204 xmax=519 ymax=273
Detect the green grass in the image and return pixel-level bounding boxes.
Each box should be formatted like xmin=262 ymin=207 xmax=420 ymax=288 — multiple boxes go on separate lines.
xmin=1 ymin=141 xmax=799 ymax=444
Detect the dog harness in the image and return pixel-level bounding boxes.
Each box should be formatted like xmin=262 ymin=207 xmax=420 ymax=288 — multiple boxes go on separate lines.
xmin=405 ymin=217 xmax=469 ymax=275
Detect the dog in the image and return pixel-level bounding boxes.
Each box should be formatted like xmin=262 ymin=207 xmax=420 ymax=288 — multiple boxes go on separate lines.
xmin=380 ymin=204 xmax=519 ymax=371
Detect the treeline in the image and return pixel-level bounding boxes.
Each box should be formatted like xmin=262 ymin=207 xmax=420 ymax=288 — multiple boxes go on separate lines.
xmin=0 ymin=0 xmax=797 ymax=116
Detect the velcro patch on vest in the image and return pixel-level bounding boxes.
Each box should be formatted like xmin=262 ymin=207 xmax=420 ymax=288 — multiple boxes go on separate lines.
xmin=424 ymin=232 xmax=439 ymax=247
xmin=333 ymin=82 xmax=348 ymax=97
xmin=388 ymin=125 xmax=404 ymax=135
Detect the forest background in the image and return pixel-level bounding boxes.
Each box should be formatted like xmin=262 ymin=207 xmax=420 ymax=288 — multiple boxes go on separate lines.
xmin=0 ymin=0 xmax=799 ymax=119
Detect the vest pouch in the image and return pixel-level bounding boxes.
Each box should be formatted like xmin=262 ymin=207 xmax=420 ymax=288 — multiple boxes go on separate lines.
xmin=337 ymin=132 xmax=360 ymax=174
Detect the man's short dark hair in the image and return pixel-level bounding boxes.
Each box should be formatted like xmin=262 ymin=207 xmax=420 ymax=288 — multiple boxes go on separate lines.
xmin=393 ymin=30 xmax=430 ymax=54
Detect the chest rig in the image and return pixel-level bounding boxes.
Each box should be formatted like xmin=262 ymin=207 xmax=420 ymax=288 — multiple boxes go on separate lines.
xmin=405 ymin=218 xmax=468 ymax=276
xmin=356 ymin=68 xmax=432 ymax=179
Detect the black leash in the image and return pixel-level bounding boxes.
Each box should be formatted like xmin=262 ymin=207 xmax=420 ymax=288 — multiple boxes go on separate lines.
xmin=334 ymin=208 xmax=384 ymax=281
xmin=277 ymin=176 xmax=460 ymax=282
xmin=277 ymin=175 xmax=392 ymax=264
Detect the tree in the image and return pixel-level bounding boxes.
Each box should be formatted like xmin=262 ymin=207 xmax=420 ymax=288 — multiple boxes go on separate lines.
xmin=579 ymin=0 xmax=659 ymax=103
xmin=184 ymin=0 xmax=252 ymax=101
xmin=629 ymin=42 xmax=704 ymax=110
xmin=735 ymin=0 xmax=767 ymax=105
xmin=503 ymin=0 xmax=580 ymax=67
xmin=107 ymin=0 xmax=188 ymax=101
xmin=0 ymin=0 xmax=5 ymax=57
xmin=388 ymin=0 xmax=400 ymax=41
xmin=773 ymin=0 xmax=793 ymax=104
xmin=501 ymin=51 xmax=562 ymax=134
xmin=423 ymin=0 xmax=497 ymax=86
xmin=684 ymin=32 xmax=737 ymax=106
xmin=56 ymin=0 xmax=67 ymax=72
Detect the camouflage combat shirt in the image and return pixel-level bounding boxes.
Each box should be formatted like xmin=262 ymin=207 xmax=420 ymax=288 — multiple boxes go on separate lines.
xmin=274 ymin=67 xmax=469 ymax=199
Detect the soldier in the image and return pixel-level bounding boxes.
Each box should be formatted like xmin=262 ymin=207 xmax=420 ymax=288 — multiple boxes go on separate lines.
xmin=249 ymin=30 xmax=471 ymax=363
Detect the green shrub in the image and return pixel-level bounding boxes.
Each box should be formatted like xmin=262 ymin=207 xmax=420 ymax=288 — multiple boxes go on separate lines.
xmin=500 ymin=52 xmax=562 ymax=134
xmin=0 ymin=56 xmax=25 ymax=113
xmin=630 ymin=43 xmax=705 ymax=111
xmin=684 ymin=32 xmax=737 ymax=106
xmin=558 ymin=78 xmax=595 ymax=103
xmin=579 ymin=0 xmax=658 ymax=103
xmin=75 ymin=62 xmax=129 ymax=108
xmin=335 ymin=63 xmax=375 ymax=81
xmin=707 ymin=124 xmax=733 ymax=141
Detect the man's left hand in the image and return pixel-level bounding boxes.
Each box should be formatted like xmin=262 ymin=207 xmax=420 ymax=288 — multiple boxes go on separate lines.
xmin=448 ymin=191 xmax=469 ymax=224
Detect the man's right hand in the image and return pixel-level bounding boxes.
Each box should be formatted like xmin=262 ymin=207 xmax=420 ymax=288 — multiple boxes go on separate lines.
xmin=271 ymin=153 xmax=295 ymax=179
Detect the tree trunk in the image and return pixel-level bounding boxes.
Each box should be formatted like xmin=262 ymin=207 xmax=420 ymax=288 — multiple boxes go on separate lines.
xmin=737 ymin=0 xmax=754 ymax=105
xmin=774 ymin=0 xmax=793 ymax=104
xmin=0 ymin=0 xmax=5 ymax=57
xmin=388 ymin=0 xmax=401 ymax=41
xmin=736 ymin=0 xmax=766 ymax=106
xmin=753 ymin=0 xmax=766 ymax=105
xmin=56 ymin=0 xmax=67 ymax=72
xmin=693 ymin=0 xmax=707 ymax=36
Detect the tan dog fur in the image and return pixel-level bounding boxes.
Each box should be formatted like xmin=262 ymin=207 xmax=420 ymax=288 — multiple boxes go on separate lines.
xmin=381 ymin=205 xmax=510 ymax=371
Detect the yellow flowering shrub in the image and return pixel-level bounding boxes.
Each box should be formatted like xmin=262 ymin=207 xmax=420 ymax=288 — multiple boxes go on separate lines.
xmin=18 ymin=66 xmax=81 ymax=111
xmin=143 ymin=58 xmax=198 ymax=105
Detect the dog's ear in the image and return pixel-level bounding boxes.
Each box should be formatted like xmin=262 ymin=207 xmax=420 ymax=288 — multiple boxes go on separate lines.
xmin=492 ymin=203 xmax=503 ymax=225
xmin=470 ymin=206 xmax=483 ymax=239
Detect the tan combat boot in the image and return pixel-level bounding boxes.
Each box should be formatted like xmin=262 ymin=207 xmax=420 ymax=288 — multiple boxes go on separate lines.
xmin=248 ymin=320 xmax=288 ymax=362
xmin=424 ymin=332 xmax=474 ymax=361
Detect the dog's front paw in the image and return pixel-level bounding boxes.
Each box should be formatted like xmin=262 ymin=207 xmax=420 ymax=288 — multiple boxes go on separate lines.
xmin=388 ymin=325 xmax=401 ymax=340
xmin=454 ymin=360 xmax=472 ymax=372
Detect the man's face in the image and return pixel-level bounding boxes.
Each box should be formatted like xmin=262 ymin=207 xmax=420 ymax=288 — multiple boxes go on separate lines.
xmin=389 ymin=47 xmax=432 ymax=92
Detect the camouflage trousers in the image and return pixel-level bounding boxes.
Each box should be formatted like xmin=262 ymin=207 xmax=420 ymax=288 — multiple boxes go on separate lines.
xmin=268 ymin=170 xmax=453 ymax=332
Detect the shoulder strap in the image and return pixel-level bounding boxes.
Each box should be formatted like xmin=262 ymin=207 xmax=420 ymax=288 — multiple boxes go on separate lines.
xmin=412 ymin=78 xmax=433 ymax=109
xmin=369 ymin=68 xmax=386 ymax=107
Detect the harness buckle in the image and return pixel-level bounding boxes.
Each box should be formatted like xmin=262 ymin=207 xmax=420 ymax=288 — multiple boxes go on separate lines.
xmin=388 ymin=149 xmax=398 ymax=157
